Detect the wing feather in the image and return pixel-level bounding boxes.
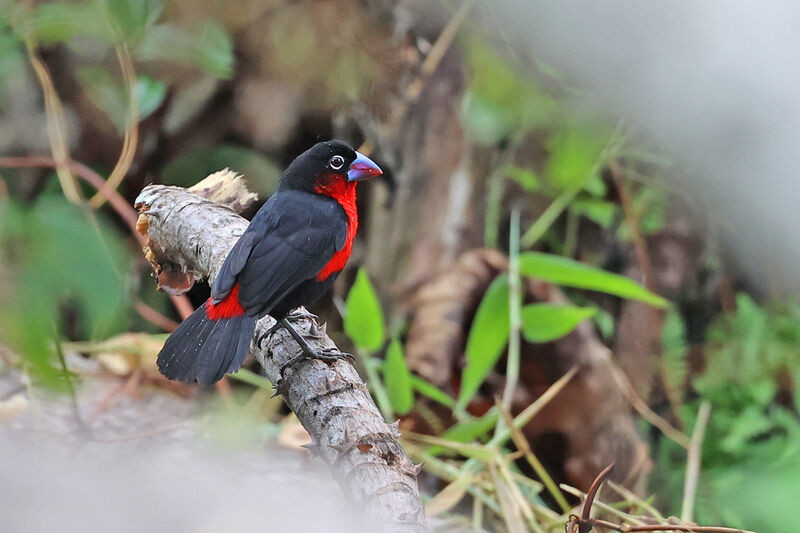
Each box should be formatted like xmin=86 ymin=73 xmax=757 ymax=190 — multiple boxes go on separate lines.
xmin=225 ymin=191 xmax=348 ymax=316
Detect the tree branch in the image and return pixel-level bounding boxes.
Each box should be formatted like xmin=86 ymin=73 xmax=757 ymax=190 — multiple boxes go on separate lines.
xmin=134 ymin=171 xmax=428 ymax=533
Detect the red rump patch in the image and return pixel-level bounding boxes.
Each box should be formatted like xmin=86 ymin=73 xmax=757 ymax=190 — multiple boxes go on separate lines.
xmin=205 ymin=283 xmax=245 ymax=320
xmin=314 ymin=173 xmax=358 ymax=281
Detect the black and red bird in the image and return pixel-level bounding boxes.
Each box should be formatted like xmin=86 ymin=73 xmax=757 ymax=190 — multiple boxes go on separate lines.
xmin=157 ymin=140 xmax=382 ymax=385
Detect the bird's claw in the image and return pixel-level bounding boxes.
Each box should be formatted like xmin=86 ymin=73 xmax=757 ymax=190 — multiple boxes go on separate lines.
xmin=278 ymin=348 xmax=352 ymax=380
xmin=286 ymin=310 xmax=319 ymax=324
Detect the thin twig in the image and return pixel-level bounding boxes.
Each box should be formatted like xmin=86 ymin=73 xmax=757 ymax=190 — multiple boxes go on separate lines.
xmin=609 ymin=161 xmax=654 ymax=290
xmin=607 ymin=480 xmax=665 ymax=521
xmin=562 ymin=484 xmax=647 ymax=526
xmin=591 ymin=520 xmax=753 ymax=533
xmin=89 ymin=43 xmax=139 ymax=208
xmin=22 ymin=36 xmax=81 ymax=204
xmin=135 ymin=301 xmax=179 ymax=331
xmin=495 ymin=399 xmax=571 ymax=514
xmin=567 ymin=462 xmax=753 ymax=533
xmin=403 ymin=0 xmax=476 ymax=104
xmin=607 ymin=358 xmax=691 ymax=448
xmin=502 ymin=207 xmax=522 ymax=411
xmin=582 ymin=464 xmax=615 ymax=521
xmin=681 ymin=401 xmax=711 ymax=523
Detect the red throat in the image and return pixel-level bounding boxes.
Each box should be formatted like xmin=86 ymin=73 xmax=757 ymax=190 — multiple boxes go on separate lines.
xmin=314 ymin=175 xmax=358 ymax=281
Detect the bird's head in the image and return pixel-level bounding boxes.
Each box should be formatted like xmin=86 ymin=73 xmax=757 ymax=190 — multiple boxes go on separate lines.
xmin=280 ymin=140 xmax=382 ymax=194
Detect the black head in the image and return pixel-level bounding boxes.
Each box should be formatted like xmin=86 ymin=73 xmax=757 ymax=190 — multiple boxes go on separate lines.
xmin=280 ymin=140 xmax=382 ymax=193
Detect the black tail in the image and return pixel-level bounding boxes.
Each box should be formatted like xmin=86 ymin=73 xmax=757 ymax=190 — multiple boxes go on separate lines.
xmin=157 ymin=306 xmax=257 ymax=385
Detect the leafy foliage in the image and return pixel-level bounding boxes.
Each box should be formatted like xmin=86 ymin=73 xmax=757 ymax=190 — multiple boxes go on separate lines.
xmin=458 ymin=274 xmax=512 ymax=409
xmin=383 ymin=339 xmax=413 ymax=416
xmin=162 ymin=145 xmax=282 ymax=198
xmin=0 ymin=194 xmax=131 ymax=388
xmin=653 ymin=294 xmax=800 ymax=530
xmin=77 ymin=67 xmax=165 ymax=132
xmin=520 ymin=304 xmax=596 ymax=343
xmin=344 ymin=267 xmax=385 ymax=352
xmin=519 ymin=252 xmax=669 ymax=307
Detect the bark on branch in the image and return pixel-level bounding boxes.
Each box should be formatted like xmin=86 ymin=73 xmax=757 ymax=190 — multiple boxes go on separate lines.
xmin=135 ymin=170 xmax=428 ymax=533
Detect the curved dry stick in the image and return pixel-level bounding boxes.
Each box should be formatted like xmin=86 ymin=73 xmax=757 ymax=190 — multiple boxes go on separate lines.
xmin=134 ymin=178 xmax=428 ymax=533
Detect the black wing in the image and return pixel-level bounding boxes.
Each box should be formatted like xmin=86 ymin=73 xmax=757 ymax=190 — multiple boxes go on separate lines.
xmin=214 ymin=190 xmax=347 ymax=316
xmin=211 ymin=230 xmax=257 ymax=302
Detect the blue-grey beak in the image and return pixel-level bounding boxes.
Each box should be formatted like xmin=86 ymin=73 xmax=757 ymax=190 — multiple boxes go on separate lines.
xmin=347 ymin=151 xmax=382 ymax=182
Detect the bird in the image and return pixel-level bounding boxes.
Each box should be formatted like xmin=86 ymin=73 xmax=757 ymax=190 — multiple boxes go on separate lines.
xmin=157 ymin=140 xmax=382 ymax=385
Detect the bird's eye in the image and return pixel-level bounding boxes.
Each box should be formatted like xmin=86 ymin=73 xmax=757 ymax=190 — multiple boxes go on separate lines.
xmin=329 ymin=155 xmax=345 ymax=170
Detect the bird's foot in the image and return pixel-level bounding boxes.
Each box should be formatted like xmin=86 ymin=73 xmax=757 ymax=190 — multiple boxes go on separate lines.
xmin=279 ymin=348 xmax=352 ymax=380
xmin=286 ymin=310 xmax=319 ymax=324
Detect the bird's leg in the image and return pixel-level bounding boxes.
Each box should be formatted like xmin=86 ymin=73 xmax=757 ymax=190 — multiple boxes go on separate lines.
xmin=286 ymin=309 xmax=320 ymax=323
xmin=277 ymin=318 xmax=352 ymax=379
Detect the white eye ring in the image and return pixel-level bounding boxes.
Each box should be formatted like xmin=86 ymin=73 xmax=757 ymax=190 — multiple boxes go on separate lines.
xmin=329 ymin=155 xmax=345 ymax=170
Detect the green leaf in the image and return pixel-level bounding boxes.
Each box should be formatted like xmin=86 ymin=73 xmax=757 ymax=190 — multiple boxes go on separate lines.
xmin=520 ymin=304 xmax=595 ymax=343
xmin=545 ymin=120 xmax=609 ymax=190
xmin=101 ymin=0 xmax=163 ymax=45
xmin=26 ymin=3 xmax=112 ymax=44
xmin=137 ymin=21 xmax=234 ymax=79
xmin=570 ymin=198 xmax=617 ymax=228
xmin=133 ymin=75 xmax=166 ymax=121
xmin=383 ymin=340 xmax=413 ymax=415
xmin=344 ymin=268 xmax=385 ymax=352
xmin=461 ymin=40 xmax=555 ymax=144
xmin=0 ymin=195 xmax=131 ymax=389
xmin=77 ymin=67 xmax=165 ymax=133
xmin=161 ymin=144 xmax=281 ymax=198
xmin=410 ymin=376 xmax=455 ymax=408
xmin=457 ymin=275 xmax=510 ymax=410
xmin=583 ymin=173 xmax=608 ymax=197
xmin=428 ymin=410 xmax=499 ymax=456
xmin=506 ymin=166 xmax=540 ymax=192
xmin=662 ymin=307 xmax=688 ymax=400
xmin=592 ymin=306 xmax=615 ymax=340
xmin=519 ymin=252 xmax=669 ymax=308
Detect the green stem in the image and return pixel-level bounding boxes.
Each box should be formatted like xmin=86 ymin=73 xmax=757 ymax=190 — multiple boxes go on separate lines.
xmin=484 ymin=131 xmax=525 ymax=248
xmin=520 ymin=184 xmax=581 ymax=249
xmin=521 ymin=125 xmax=626 ymax=249
xmin=502 ymin=207 xmax=522 ymax=412
xmin=563 ymin=207 xmax=579 ymax=257
xmin=362 ymin=353 xmax=393 ymax=421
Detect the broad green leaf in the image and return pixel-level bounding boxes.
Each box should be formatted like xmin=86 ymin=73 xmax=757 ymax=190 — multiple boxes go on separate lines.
xmin=26 ymin=3 xmax=112 ymax=44
xmin=133 ymin=75 xmax=166 ymax=121
xmin=545 ymin=120 xmax=609 ymax=190
xmin=519 ymin=252 xmax=669 ymax=308
xmin=570 ymin=198 xmax=617 ymax=228
xmin=383 ymin=340 xmax=413 ymax=415
xmin=0 ymin=195 xmax=131 ymax=389
xmin=410 ymin=376 xmax=455 ymax=408
xmin=520 ymin=304 xmax=595 ymax=343
xmin=462 ymin=40 xmax=555 ymax=144
xmin=77 ymin=68 xmax=165 ymax=132
xmin=344 ymin=268 xmax=385 ymax=352
xmin=457 ymin=275 xmax=511 ymax=410
xmin=506 ymin=167 xmax=540 ymax=192
xmin=101 ymin=0 xmax=163 ymax=44
xmin=428 ymin=410 xmax=499 ymax=457
xmin=162 ymin=144 xmax=281 ymax=198
xmin=137 ymin=22 xmax=233 ymax=79
xmin=583 ymin=173 xmax=608 ymax=197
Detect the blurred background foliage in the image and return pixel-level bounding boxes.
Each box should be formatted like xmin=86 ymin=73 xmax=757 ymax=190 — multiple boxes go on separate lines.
xmin=0 ymin=1 xmax=796 ymax=532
